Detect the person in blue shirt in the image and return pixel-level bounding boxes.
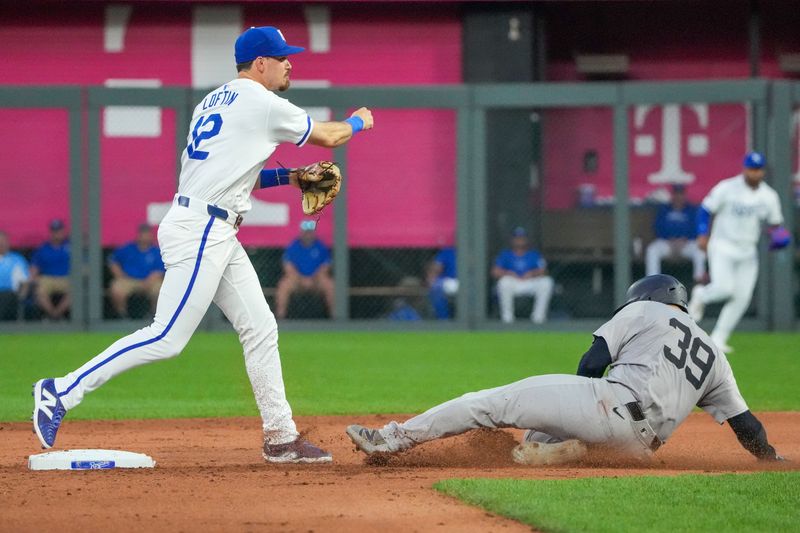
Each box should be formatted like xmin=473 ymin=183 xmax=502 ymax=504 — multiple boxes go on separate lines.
xmin=275 ymin=220 xmax=334 ymax=319
xmin=30 ymin=219 xmax=71 ymax=320
xmin=492 ymin=226 xmax=554 ymax=324
xmin=645 ymin=185 xmax=706 ymax=282
xmin=426 ymin=246 xmax=458 ymax=319
xmin=108 ymin=224 xmax=166 ymax=318
xmin=0 ymin=230 xmax=30 ymax=321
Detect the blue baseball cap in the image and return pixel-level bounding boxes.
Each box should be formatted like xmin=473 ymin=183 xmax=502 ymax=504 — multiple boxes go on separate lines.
xmin=743 ymin=151 xmax=766 ymax=169
xmin=235 ymin=26 xmax=305 ymax=64
xmin=511 ymin=226 xmax=528 ymax=238
xmin=49 ymin=219 xmax=65 ymax=231
xmin=300 ymin=220 xmax=317 ymax=231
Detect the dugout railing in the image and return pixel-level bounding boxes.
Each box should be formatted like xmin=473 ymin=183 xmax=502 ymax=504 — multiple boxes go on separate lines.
xmin=0 ymin=80 xmax=796 ymax=332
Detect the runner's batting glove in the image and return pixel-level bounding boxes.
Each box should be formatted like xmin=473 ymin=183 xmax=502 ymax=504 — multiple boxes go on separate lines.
xmin=297 ymin=161 xmax=342 ymax=215
xmin=767 ymin=225 xmax=791 ymax=251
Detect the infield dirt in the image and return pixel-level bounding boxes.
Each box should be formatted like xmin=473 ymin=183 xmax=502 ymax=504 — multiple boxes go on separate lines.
xmin=1 ymin=412 xmax=797 ymax=532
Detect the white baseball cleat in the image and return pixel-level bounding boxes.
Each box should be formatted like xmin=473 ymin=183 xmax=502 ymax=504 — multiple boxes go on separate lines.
xmin=345 ymin=424 xmax=392 ymax=455
xmin=687 ymin=285 xmax=706 ymax=322
xmin=512 ymin=439 xmax=587 ymax=466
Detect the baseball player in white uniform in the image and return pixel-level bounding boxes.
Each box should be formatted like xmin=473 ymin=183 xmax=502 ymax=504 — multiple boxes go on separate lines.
xmin=33 ymin=26 xmax=374 ymax=463
xmin=347 ymin=275 xmax=785 ymax=465
xmin=687 ymin=152 xmax=790 ymax=354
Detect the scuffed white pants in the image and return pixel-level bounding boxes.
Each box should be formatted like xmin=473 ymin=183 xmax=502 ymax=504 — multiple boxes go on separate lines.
xmin=700 ymin=240 xmax=759 ymax=347
xmin=645 ymin=238 xmax=706 ymax=280
xmin=53 ymin=203 xmax=298 ymax=444
xmin=381 ymin=375 xmax=652 ymax=459
xmin=497 ymin=275 xmax=554 ymax=323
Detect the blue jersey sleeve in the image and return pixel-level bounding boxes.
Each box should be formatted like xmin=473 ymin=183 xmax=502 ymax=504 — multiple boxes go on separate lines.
xmin=434 ymin=248 xmax=457 ymax=278
xmin=318 ymin=243 xmax=331 ymax=266
xmin=109 ymin=245 xmax=125 ymax=266
xmin=494 ymin=250 xmax=510 ymax=269
xmin=31 ymin=246 xmax=44 ymax=270
xmin=282 ymin=241 xmax=300 ymax=266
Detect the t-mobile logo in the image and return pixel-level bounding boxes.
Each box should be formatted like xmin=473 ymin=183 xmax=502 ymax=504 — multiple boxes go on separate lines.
xmin=634 ymin=104 xmax=710 ymax=185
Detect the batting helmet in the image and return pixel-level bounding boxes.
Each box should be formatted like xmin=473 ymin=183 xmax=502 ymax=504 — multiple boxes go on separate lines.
xmin=615 ymin=274 xmax=688 ymax=314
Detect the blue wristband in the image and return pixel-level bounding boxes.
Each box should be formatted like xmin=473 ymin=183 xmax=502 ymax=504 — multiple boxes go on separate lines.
xmin=344 ymin=116 xmax=364 ymax=134
xmin=259 ymin=168 xmax=291 ymax=189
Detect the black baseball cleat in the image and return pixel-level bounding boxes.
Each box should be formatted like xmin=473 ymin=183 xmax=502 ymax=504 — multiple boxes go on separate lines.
xmin=32 ymin=378 xmax=67 ymax=449
xmin=262 ymin=438 xmax=332 ymax=464
xmin=345 ymin=424 xmax=392 ymax=455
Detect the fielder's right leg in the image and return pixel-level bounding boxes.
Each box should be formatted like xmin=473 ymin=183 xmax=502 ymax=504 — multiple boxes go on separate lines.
xmin=213 ymin=241 xmax=330 ymax=463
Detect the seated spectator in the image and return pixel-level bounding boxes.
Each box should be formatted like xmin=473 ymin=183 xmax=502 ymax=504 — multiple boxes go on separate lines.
xmin=30 ymin=219 xmax=71 ymax=320
xmin=426 ymin=246 xmax=458 ymax=320
xmin=275 ymin=220 xmax=334 ymax=319
xmin=645 ymin=184 xmax=707 ymax=282
xmin=108 ymin=224 xmax=165 ymax=318
xmin=387 ymin=298 xmax=423 ymax=321
xmin=492 ymin=226 xmax=554 ymax=324
xmin=0 ymin=230 xmax=30 ymax=321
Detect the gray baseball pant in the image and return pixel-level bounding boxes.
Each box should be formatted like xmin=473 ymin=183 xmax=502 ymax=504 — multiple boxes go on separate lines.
xmin=381 ymin=374 xmax=651 ymax=457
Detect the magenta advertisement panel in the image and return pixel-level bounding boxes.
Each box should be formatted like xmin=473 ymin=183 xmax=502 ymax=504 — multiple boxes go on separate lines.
xmin=0 ymin=4 xmax=461 ymax=247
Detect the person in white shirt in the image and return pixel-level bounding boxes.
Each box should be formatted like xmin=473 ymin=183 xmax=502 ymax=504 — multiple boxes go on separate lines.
xmin=687 ymin=152 xmax=790 ymax=353
xmin=33 ymin=26 xmax=374 ymax=463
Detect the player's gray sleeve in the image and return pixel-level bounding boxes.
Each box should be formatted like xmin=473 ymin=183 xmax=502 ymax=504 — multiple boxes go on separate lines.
xmin=696 ymin=355 xmax=748 ymax=423
xmin=593 ymin=306 xmax=644 ymax=361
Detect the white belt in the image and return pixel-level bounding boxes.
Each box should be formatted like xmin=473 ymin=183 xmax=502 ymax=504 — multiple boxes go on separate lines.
xmin=174 ymin=194 xmax=243 ymax=229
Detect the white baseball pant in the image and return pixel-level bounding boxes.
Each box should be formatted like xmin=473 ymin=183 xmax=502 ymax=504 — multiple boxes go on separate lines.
xmin=380 ymin=375 xmax=653 ymax=458
xmin=53 ymin=201 xmax=299 ymax=444
xmin=699 ymin=241 xmax=759 ymax=347
xmin=497 ymin=275 xmax=554 ymax=323
xmin=645 ymin=239 xmax=706 ymax=280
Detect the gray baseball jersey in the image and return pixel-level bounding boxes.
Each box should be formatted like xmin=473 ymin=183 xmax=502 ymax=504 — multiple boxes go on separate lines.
xmin=595 ymin=301 xmax=748 ymax=441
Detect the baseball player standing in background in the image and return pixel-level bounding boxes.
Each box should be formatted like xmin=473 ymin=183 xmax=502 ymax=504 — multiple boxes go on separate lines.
xmin=347 ymin=275 xmax=785 ymax=465
xmin=687 ymin=152 xmax=790 ymax=353
xmin=33 ymin=26 xmax=374 ymax=463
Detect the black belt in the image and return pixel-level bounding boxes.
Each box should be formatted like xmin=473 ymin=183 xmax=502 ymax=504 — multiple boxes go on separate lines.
xmin=624 ymin=402 xmax=662 ymax=452
xmin=177 ymin=195 xmax=243 ymax=229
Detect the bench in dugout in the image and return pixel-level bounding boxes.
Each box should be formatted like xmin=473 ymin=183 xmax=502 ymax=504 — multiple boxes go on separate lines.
xmin=540 ymin=206 xmax=699 ymax=290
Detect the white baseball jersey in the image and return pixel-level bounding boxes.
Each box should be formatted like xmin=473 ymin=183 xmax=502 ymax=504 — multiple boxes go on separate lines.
xmin=595 ymin=301 xmax=748 ymax=441
xmin=179 ymin=78 xmax=313 ymax=214
xmin=702 ymin=175 xmax=783 ymax=256
xmin=52 ymin=77 xmax=316 ymax=447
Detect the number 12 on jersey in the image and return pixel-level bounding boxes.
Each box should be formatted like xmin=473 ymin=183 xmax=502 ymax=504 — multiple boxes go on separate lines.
xmin=187 ymin=113 xmax=223 ymax=161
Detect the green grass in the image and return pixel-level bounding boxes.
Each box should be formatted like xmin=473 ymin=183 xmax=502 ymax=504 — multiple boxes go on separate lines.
xmin=435 ymin=472 xmax=800 ymax=533
xmin=1 ymin=331 xmax=798 ymax=421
